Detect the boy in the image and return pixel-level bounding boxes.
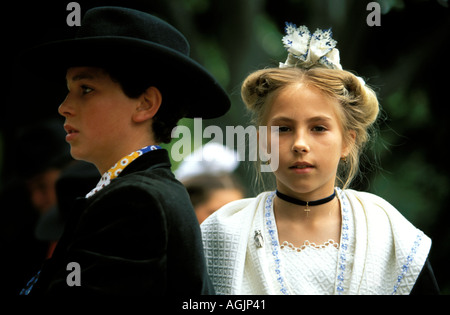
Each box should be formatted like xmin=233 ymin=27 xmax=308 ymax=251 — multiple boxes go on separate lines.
xmin=20 ymin=6 xmax=230 ymax=295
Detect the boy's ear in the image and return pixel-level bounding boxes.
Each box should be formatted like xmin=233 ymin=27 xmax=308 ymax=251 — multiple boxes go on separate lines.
xmin=132 ymin=86 xmax=162 ymax=123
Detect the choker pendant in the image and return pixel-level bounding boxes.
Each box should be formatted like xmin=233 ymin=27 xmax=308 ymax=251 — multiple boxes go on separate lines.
xmin=275 ymin=189 xmax=336 ymax=217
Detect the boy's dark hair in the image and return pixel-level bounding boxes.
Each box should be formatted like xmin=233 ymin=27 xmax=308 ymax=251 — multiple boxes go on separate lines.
xmin=102 ymin=65 xmax=188 ymax=144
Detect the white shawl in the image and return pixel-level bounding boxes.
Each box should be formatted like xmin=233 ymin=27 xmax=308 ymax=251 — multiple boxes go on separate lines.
xmin=201 ymin=189 xmax=431 ymax=295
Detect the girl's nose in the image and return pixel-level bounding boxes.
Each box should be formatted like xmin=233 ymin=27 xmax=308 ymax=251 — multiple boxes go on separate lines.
xmin=292 ymin=132 xmax=310 ymax=153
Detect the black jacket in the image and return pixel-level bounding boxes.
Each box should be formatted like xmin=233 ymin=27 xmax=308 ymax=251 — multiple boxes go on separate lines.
xmin=29 ymin=149 xmax=214 ymax=295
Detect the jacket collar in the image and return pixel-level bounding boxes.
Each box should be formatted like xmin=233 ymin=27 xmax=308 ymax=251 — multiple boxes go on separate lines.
xmin=118 ymin=148 xmax=172 ymax=177
xmin=85 ymin=147 xmax=170 ymax=199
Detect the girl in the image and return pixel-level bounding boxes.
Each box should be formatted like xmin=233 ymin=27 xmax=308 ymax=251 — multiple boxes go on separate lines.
xmin=201 ymin=24 xmax=438 ymax=295
xmin=19 ymin=7 xmax=229 ymax=295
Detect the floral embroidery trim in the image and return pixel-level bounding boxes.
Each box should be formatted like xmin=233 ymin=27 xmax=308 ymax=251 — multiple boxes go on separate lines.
xmin=85 ymin=145 xmax=162 ymax=198
xmin=265 ymin=191 xmax=289 ymax=295
xmin=392 ymin=232 xmax=424 ymax=295
xmin=335 ymin=187 xmax=350 ymax=295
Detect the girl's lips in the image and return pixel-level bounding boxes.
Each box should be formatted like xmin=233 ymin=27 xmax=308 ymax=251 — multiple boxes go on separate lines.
xmin=289 ymin=162 xmax=314 ymax=174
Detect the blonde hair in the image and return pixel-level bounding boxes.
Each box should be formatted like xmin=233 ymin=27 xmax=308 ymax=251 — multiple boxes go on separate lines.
xmin=241 ymin=66 xmax=379 ymax=190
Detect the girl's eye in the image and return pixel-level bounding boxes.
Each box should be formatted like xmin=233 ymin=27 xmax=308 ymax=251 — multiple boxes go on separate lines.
xmin=312 ymin=125 xmax=327 ymax=132
xmin=278 ymin=126 xmax=291 ymax=132
xmin=81 ymin=85 xmax=94 ymax=95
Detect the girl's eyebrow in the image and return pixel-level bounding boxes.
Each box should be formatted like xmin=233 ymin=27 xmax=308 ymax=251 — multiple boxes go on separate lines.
xmin=269 ymin=116 xmax=294 ymax=124
xmin=307 ymin=115 xmax=332 ymax=123
xmin=269 ymin=115 xmax=332 ymax=124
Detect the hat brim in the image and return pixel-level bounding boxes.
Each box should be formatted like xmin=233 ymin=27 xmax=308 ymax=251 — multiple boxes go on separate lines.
xmin=20 ymin=36 xmax=230 ymax=118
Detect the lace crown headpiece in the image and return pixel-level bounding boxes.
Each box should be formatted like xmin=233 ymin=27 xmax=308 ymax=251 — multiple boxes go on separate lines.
xmin=279 ymin=23 xmax=366 ymax=86
xmin=279 ymin=23 xmax=342 ymax=70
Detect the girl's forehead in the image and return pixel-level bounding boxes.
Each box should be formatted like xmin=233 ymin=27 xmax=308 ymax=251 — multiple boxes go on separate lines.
xmin=268 ymin=84 xmax=339 ymax=118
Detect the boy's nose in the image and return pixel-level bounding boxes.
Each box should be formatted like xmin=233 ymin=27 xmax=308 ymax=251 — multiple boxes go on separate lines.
xmin=58 ymin=95 xmax=74 ymax=117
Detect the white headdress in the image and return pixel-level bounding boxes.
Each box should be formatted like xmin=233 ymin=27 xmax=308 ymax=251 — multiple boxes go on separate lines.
xmin=279 ymin=23 xmax=366 ymax=86
xmin=279 ymin=23 xmax=342 ymax=70
xmin=174 ymin=142 xmax=240 ymax=181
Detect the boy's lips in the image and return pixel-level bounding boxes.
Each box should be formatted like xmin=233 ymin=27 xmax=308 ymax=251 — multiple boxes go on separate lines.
xmin=64 ymin=124 xmax=79 ymax=142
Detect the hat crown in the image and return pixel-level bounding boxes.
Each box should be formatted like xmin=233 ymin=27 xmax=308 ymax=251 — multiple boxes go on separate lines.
xmin=77 ymin=7 xmax=190 ymax=56
xmin=21 ymin=6 xmax=230 ymax=119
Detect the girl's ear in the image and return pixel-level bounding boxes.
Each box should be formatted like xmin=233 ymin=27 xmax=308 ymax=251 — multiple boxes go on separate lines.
xmin=132 ymin=86 xmax=162 ymax=123
xmin=342 ymin=130 xmax=356 ymax=157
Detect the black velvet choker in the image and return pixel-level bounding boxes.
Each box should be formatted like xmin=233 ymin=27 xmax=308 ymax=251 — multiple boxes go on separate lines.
xmin=275 ymin=190 xmax=336 ymax=216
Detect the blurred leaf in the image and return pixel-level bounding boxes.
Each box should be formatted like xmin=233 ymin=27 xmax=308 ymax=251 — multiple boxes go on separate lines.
xmin=371 ymin=151 xmax=449 ymax=229
xmin=385 ymin=88 xmax=431 ymax=129
xmin=378 ymin=0 xmax=405 ymax=14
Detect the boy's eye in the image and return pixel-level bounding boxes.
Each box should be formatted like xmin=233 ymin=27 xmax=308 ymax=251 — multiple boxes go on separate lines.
xmin=81 ymin=85 xmax=94 ymax=94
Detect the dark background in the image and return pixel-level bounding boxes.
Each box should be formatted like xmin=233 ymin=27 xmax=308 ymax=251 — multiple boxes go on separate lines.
xmin=1 ymin=0 xmax=449 ymax=294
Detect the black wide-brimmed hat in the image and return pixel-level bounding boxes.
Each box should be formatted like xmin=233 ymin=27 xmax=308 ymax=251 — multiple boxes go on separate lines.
xmin=20 ymin=6 xmax=230 ymax=118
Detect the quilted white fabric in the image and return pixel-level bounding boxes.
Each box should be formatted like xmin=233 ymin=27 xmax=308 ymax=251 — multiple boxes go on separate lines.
xmin=279 ymin=242 xmax=339 ymax=294
xmin=201 ymin=189 xmax=431 ymax=295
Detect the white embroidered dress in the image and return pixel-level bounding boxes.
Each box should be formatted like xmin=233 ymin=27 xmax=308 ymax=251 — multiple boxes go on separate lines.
xmin=279 ymin=241 xmax=339 ymax=295
xmin=200 ymin=188 xmax=431 ymax=295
